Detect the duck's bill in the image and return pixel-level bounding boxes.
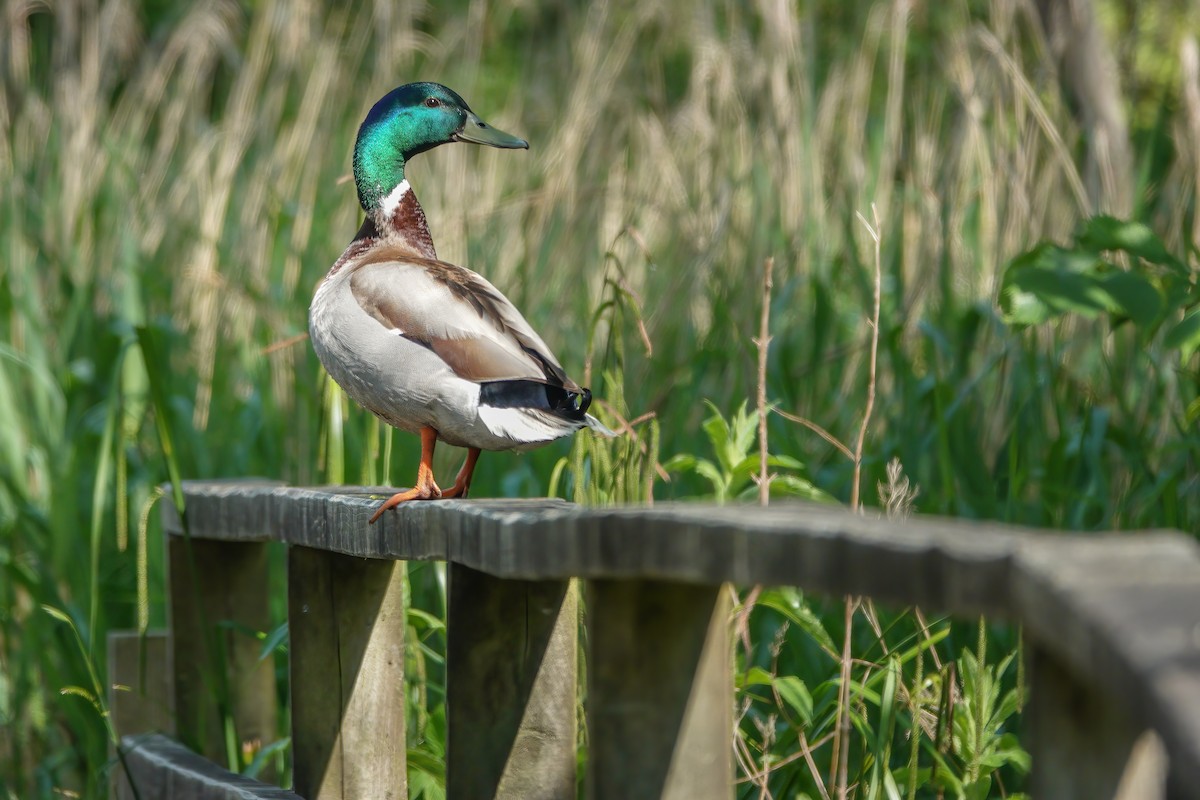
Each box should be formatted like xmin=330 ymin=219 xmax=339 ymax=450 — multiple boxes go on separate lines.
xmin=454 ymin=113 xmax=529 ymax=149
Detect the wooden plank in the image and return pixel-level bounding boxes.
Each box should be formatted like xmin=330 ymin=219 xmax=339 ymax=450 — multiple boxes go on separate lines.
xmin=1015 ymin=537 xmax=1200 ymax=795
xmin=167 ymin=532 xmax=278 ymax=769
xmin=171 ymin=484 xmax=1025 ymax=612
xmin=166 ymin=481 xmax=1200 ymax=796
xmin=445 ymin=565 xmax=577 ymax=799
xmin=119 ymin=734 xmax=302 ymax=800
xmin=1026 ymin=645 xmax=1167 ymax=799
xmin=288 ymin=546 xmax=407 ymax=800
xmin=585 ymin=579 xmax=732 ymax=799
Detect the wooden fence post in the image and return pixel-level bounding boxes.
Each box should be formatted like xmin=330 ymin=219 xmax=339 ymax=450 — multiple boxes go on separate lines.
xmin=108 ymin=630 xmax=174 ymax=800
xmin=445 ymin=564 xmax=577 ymax=799
xmin=585 ymin=579 xmax=732 ymax=800
xmin=288 ymin=546 xmax=407 ymax=800
xmin=168 ymin=535 xmax=278 ymax=769
xmin=108 ymin=629 xmax=175 ymax=737
xmin=1027 ymin=645 xmax=1168 ymax=800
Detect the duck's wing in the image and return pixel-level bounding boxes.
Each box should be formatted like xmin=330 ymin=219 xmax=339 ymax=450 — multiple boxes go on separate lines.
xmin=347 ymin=245 xmax=584 ymax=396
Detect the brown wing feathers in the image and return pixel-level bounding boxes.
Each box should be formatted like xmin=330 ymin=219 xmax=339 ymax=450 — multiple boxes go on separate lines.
xmin=348 ymin=250 xmax=582 ymax=394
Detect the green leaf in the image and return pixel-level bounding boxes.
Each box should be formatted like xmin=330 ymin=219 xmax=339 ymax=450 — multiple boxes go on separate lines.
xmin=772 ymin=674 xmax=813 ymax=723
xmin=771 ymin=474 xmax=835 ymax=502
xmin=407 ymin=752 xmax=447 ymax=800
xmin=700 ymin=401 xmax=731 ymax=456
xmin=729 ymin=402 xmax=758 ymax=464
xmin=766 ymin=453 xmax=806 ymax=470
xmin=1164 ymin=308 xmax=1200 ymax=361
xmin=990 ymin=733 xmax=1031 ymax=772
xmin=1077 ymin=215 xmax=1186 ymax=273
xmin=661 ymin=454 xmax=697 ymax=472
xmin=407 ymin=746 xmax=446 ymax=775
xmin=882 ymin=771 xmax=903 ymax=800
xmin=693 ymin=459 xmax=727 ymax=496
xmin=965 ymin=774 xmax=992 ymax=800
xmin=1001 ymin=255 xmax=1114 ymax=327
xmin=757 ymin=588 xmax=837 ymax=655
xmin=866 ymin=657 xmax=900 ymax=800
xmin=258 ymin=622 xmax=289 ymax=661
xmin=242 ymin=737 xmax=289 ymax=778
xmin=740 ymin=666 xmax=775 ymax=688
xmin=1096 ymin=270 xmax=1162 ymax=327
xmin=135 ymin=326 xmax=186 ymax=517
xmin=41 ymin=604 xmax=75 ymax=626
xmin=407 ymin=607 xmax=447 ymax=632
xmin=1187 ymin=396 xmax=1200 ymax=427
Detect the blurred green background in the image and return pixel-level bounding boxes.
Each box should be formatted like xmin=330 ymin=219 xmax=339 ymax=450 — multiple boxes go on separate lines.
xmin=2 ymin=0 xmax=1198 ymax=797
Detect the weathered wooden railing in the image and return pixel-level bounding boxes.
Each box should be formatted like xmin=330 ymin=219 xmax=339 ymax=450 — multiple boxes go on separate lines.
xmin=107 ymin=480 xmax=1200 ymax=799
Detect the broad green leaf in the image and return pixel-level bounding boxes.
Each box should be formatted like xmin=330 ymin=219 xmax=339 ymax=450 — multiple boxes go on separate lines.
xmin=772 ymin=675 xmax=813 ymax=723
xmin=965 ymin=774 xmax=992 ymax=800
xmin=693 ymin=459 xmax=726 ymax=496
xmin=733 ymin=453 xmax=806 ymax=475
xmin=1077 ymin=215 xmax=1186 ymax=273
xmin=1164 ymin=308 xmax=1200 ymax=361
xmin=661 ymin=454 xmax=697 ymax=472
xmin=740 ymin=666 xmax=775 ymax=688
xmin=1096 ymin=270 xmax=1162 ymax=327
xmin=1001 ymin=285 xmax=1057 ymax=326
xmin=1001 ymin=258 xmax=1114 ymax=326
xmin=731 ymin=455 xmax=761 ymax=485
xmin=922 ymin=749 xmax=965 ymax=793
xmin=407 ymin=746 xmax=446 ymax=774
xmin=991 ymin=733 xmax=1032 ymax=772
xmin=729 ymin=402 xmax=758 ymax=464
xmin=771 ymin=474 xmax=835 ymax=502
xmin=407 ymin=750 xmax=447 ymax=800
xmin=766 ymin=453 xmax=806 ymax=470
xmin=756 ymin=588 xmax=837 ymax=654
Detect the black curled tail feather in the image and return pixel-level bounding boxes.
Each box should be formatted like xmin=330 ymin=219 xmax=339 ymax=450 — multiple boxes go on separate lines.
xmin=479 ymin=380 xmax=592 ymax=422
xmin=572 ymin=387 xmax=593 ymax=415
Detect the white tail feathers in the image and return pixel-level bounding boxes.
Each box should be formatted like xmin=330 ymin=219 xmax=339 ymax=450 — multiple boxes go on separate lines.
xmin=585 ymin=414 xmax=618 ymax=438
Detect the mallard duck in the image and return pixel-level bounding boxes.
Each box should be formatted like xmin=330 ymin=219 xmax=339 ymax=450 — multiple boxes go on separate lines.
xmin=310 ymin=82 xmax=612 ymax=524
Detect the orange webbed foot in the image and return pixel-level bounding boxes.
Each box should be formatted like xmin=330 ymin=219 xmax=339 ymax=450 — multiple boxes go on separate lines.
xmin=368 ymin=426 xmax=444 ymax=524
xmin=368 ymin=482 xmax=442 ymax=524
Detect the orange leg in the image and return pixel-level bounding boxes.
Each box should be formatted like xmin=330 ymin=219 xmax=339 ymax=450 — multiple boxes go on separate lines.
xmin=439 ymin=447 xmax=481 ymax=499
xmin=369 ymin=427 xmax=442 ymax=524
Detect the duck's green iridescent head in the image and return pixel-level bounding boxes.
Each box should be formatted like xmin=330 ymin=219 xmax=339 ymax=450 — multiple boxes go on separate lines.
xmin=352 ymin=82 xmax=528 ymax=212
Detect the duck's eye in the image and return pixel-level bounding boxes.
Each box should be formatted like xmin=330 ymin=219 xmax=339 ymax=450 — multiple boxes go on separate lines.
xmin=424 ymin=97 xmax=440 ymax=108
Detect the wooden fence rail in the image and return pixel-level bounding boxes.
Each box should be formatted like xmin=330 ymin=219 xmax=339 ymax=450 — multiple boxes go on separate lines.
xmin=108 ymin=480 xmax=1200 ymax=799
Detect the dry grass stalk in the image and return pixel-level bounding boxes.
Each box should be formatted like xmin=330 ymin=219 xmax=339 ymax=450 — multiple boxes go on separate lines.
xmin=755 ymin=256 xmax=775 ymax=506
xmin=878 ymin=457 xmax=920 ymax=520
xmin=849 ymin=204 xmax=882 ymax=512
xmin=831 ymin=594 xmax=859 ymax=799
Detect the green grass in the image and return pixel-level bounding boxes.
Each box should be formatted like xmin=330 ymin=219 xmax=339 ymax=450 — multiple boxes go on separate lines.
xmin=1 ymin=0 xmax=1198 ymax=797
